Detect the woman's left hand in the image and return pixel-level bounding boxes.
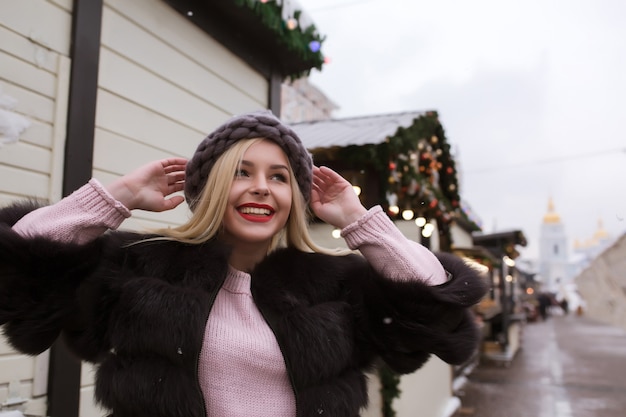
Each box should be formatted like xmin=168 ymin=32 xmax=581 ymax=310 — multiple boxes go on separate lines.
xmin=310 ymin=166 xmax=367 ymax=229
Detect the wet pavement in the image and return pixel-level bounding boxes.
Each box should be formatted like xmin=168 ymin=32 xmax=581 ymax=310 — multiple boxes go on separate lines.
xmin=452 ymin=313 xmax=626 ymax=417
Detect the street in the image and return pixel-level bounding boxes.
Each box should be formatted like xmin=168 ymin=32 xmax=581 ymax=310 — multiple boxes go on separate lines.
xmin=453 ymin=313 xmax=626 ymax=417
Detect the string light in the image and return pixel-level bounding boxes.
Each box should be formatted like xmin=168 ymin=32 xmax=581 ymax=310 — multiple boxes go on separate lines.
xmin=503 ymin=256 xmax=516 ymax=267
xmin=422 ymin=224 xmax=434 ymax=238
xmin=309 ymin=40 xmax=321 ymax=52
xmin=286 ymin=18 xmax=298 ymax=30
xmin=401 ymin=209 xmax=414 ymax=221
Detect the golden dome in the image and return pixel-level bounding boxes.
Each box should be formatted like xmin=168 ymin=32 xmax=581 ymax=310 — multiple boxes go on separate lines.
xmin=543 ymin=198 xmax=561 ymax=224
xmin=593 ymin=218 xmax=609 ymax=240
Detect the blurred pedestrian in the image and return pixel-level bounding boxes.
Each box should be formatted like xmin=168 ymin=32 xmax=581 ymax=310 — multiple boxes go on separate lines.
xmin=538 ymin=292 xmax=551 ymax=320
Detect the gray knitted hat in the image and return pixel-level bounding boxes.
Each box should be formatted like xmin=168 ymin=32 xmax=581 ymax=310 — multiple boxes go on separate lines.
xmin=184 ymin=110 xmax=313 ymax=210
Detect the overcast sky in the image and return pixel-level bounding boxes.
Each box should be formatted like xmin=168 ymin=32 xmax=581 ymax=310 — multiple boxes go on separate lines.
xmin=296 ymin=0 xmax=626 ymax=260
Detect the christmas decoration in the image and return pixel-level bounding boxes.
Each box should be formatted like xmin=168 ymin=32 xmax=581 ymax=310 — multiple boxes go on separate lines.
xmin=234 ymin=0 xmax=326 ymax=78
xmin=332 ymin=112 xmax=480 ymax=252
xmin=379 ymin=364 xmax=401 ymax=417
xmin=308 ymin=40 xmax=321 ymax=52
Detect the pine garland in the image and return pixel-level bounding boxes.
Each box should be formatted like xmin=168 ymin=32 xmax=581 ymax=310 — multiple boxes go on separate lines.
xmin=234 ymin=0 xmax=326 ymax=78
xmin=334 ymin=112 xmax=480 ymax=251
xmin=379 ymin=364 xmax=401 ymax=417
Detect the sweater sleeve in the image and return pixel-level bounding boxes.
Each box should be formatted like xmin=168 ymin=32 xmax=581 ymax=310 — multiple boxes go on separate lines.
xmin=340 ymin=206 xmax=447 ymax=285
xmin=13 ymin=179 xmax=131 ymax=244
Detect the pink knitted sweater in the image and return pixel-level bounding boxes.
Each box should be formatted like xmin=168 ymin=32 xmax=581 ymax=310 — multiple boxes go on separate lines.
xmin=13 ymin=179 xmax=446 ymax=417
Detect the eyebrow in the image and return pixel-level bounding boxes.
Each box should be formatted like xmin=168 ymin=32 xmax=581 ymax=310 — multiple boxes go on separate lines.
xmin=240 ymin=160 xmax=289 ymax=171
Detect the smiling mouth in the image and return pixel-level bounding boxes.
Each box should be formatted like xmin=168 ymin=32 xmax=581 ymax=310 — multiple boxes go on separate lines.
xmin=237 ymin=206 xmax=275 ymax=223
xmin=238 ymin=207 xmax=272 ymax=216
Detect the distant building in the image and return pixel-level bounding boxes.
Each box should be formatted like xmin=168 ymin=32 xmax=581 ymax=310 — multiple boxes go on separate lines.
xmin=535 ymin=198 xmax=614 ymax=311
xmin=568 ymin=216 xmax=616 ymax=317
xmin=280 ymin=78 xmax=339 ymax=123
xmin=537 ymin=198 xmax=573 ymax=292
xmin=572 ymin=218 xmax=613 ymax=273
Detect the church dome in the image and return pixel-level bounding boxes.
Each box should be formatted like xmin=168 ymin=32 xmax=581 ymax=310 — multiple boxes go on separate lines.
xmin=543 ymin=198 xmax=561 ymax=224
xmin=593 ymin=218 xmax=609 ymax=240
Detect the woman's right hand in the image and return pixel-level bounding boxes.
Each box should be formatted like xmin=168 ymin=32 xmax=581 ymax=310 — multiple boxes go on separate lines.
xmin=106 ymin=158 xmax=188 ymax=212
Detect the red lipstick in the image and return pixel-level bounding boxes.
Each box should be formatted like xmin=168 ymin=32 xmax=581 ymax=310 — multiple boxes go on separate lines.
xmin=237 ymin=203 xmax=275 ymax=223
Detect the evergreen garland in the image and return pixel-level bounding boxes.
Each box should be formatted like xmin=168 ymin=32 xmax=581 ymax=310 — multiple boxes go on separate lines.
xmin=234 ymin=0 xmax=326 ymax=78
xmin=335 ymin=112 xmax=480 ymax=251
xmin=379 ymin=364 xmax=402 ymax=417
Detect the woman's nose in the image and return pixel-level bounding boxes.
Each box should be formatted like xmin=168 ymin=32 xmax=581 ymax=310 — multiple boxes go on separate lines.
xmin=250 ymin=176 xmax=270 ymax=196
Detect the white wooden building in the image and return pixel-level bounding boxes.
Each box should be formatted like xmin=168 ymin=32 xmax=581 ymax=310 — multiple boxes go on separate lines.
xmin=0 ymin=0 xmax=323 ymax=415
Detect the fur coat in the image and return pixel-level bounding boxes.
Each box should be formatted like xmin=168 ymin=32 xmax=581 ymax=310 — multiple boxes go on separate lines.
xmin=0 ymin=202 xmax=488 ymax=417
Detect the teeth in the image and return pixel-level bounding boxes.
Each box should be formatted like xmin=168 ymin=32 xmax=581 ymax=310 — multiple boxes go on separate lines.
xmin=239 ymin=207 xmax=271 ymax=215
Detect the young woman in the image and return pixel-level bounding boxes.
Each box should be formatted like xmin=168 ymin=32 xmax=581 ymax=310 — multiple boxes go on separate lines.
xmin=0 ymin=111 xmax=487 ymax=417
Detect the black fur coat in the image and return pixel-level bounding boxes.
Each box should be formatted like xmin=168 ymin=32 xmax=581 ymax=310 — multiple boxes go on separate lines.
xmin=0 ymin=202 xmax=488 ymax=417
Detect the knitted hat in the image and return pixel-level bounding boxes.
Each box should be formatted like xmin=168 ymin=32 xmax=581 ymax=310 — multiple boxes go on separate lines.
xmin=184 ymin=110 xmax=313 ymax=210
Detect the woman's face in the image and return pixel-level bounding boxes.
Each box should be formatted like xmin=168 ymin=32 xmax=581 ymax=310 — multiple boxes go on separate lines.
xmin=221 ymin=140 xmax=293 ymax=247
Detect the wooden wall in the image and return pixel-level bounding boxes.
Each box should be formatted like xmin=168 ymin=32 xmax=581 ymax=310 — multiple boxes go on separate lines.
xmin=0 ymin=0 xmax=72 ymax=414
xmin=0 ymin=0 xmax=72 ymax=207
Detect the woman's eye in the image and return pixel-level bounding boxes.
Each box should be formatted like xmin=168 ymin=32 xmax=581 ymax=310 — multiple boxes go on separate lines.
xmin=235 ymin=169 xmax=249 ymax=177
xmin=270 ymin=173 xmax=287 ymax=182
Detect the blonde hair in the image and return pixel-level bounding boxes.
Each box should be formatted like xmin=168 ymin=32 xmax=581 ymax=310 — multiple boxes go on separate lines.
xmin=153 ymin=138 xmax=341 ymax=255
